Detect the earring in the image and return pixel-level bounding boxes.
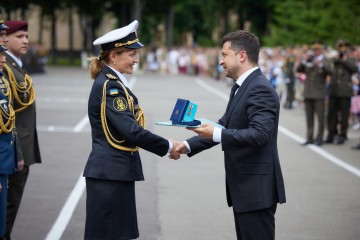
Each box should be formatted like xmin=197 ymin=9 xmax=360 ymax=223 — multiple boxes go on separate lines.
xmin=113 ymin=61 xmax=117 ymax=65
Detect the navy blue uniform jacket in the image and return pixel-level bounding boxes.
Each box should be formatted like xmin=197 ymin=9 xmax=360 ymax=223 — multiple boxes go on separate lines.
xmin=187 ymin=68 xmax=286 ymax=212
xmin=0 ymin=90 xmax=16 ymax=175
xmin=83 ymin=66 xmax=169 ymax=181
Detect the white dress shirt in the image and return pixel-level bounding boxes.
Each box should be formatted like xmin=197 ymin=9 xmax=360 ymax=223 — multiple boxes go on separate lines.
xmin=6 ymin=51 xmax=23 ymax=67
xmin=107 ymin=65 xmax=130 ymax=88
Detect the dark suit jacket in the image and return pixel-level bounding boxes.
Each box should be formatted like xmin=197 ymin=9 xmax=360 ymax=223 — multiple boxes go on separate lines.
xmin=3 ymin=53 xmax=41 ymax=166
xmin=83 ymin=66 xmax=169 ymax=181
xmin=187 ymin=68 xmax=286 ymax=212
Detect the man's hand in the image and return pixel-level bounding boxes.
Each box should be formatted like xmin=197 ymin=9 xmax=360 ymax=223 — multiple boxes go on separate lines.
xmin=169 ymin=140 xmax=181 ymax=160
xmin=17 ymin=159 xmax=25 ymax=172
xmin=175 ymin=142 xmax=190 ymax=155
xmin=188 ymin=124 xmax=214 ymax=139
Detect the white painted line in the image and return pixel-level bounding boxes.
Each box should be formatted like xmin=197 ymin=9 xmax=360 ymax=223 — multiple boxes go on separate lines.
xmin=37 ymin=97 xmax=87 ymax=103
xmin=73 ymin=115 xmax=89 ymax=133
xmin=44 ymin=174 xmax=86 ymax=240
xmin=196 ymin=78 xmax=360 ymax=178
xmin=195 ymin=78 xmax=229 ymax=101
xmin=278 ymin=125 xmax=360 ymax=178
xmin=37 ymin=125 xmax=90 ymax=133
xmin=36 ymin=86 xmax=90 ymax=92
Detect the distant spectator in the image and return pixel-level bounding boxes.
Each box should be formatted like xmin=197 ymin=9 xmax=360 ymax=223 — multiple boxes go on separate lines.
xmin=297 ymin=40 xmax=332 ymax=146
xmin=325 ymin=39 xmax=357 ymax=144
xmin=167 ymin=47 xmax=179 ymax=75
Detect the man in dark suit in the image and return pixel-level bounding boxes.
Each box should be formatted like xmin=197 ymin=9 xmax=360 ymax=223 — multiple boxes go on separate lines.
xmin=172 ymin=30 xmax=286 ymax=240
xmin=2 ymin=20 xmax=41 ymax=240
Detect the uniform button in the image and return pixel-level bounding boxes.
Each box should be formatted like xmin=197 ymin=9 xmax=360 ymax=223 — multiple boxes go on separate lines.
xmin=10 ymin=141 xmax=13 ymax=144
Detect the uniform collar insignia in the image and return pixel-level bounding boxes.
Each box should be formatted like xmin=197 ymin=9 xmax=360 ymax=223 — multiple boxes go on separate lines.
xmin=106 ymin=74 xmax=118 ymax=80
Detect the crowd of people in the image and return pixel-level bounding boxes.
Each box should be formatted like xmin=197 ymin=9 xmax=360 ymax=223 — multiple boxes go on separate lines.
xmin=142 ymin=45 xmax=226 ymax=80
xmin=140 ymin=41 xmax=360 ymax=150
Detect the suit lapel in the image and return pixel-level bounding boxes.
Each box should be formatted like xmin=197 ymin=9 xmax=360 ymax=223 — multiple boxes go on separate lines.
xmin=224 ymin=68 xmax=263 ymax=127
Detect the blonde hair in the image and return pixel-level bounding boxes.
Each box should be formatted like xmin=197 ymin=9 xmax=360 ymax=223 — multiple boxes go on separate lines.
xmin=89 ymin=47 xmax=133 ymax=80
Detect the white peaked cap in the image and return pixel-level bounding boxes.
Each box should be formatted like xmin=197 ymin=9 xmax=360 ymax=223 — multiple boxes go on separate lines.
xmin=93 ymin=20 xmax=143 ymax=50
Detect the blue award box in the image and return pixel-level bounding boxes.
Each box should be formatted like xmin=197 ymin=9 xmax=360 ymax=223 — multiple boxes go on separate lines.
xmin=170 ymin=98 xmax=201 ymax=126
xmin=155 ymin=98 xmax=225 ymax=128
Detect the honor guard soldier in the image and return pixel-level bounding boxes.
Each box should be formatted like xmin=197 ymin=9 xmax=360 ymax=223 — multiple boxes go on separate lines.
xmin=83 ymin=20 xmax=179 ymax=240
xmin=2 ymin=20 xmax=42 ymax=240
xmin=325 ymin=39 xmax=358 ymax=144
xmin=297 ymin=41 xmax=333 ymax=146
xmin=0 ymin=41 xmax=17 ymax=238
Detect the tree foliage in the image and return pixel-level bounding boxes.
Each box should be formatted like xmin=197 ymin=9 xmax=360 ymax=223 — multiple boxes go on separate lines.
xmin=264 ymin=0 xmax=360 ymax=47
xmin=2 ymin=0 xmax=359 ymax=57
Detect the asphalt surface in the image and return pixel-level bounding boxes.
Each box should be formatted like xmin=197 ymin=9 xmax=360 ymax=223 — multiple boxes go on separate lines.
xmin=9 ymin=66 xmax=360 ymax=240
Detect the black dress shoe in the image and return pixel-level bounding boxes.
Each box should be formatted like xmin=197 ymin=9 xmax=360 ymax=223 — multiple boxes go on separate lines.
xmin=302 ymin=141 xmax=313 ymax=145
xmin=314 ymin=141 xmax=323 ymax=146
xmin=351 ymin=144 xmax=360 ymax=150
xmin=324 ymin=138 xmax=333 ymax=144
xmin=336 ymin=137 xmax=345 ymax=145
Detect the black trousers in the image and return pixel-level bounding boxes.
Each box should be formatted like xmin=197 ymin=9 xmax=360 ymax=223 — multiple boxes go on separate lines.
xmin=233 ymin=204 xmax=277 ymax=240
xmin=4 ymin=166 xmax=30 ymax=240
xmin=327 ymin=96 xmax=351 ymax=139
xmin=284 ymin=80 xmax=295 ymax=108
xmin=304 ymin=99 xmax=325 ymax=142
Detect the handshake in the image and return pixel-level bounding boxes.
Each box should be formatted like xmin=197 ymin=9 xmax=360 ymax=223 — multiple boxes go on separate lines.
xmin=167 ymin=123 xmax=215 ymax=160
xmin=168 ymin=140 xmax=189 ymax=160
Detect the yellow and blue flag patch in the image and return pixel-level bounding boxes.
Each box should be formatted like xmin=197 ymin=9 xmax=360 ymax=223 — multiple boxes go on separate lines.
xmin=110 ymin=88 xmax=119 ymax=95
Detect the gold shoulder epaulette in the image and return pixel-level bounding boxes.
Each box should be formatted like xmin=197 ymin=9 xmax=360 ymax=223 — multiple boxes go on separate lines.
xmin=106 ymin=74 xmax=118 ymax=80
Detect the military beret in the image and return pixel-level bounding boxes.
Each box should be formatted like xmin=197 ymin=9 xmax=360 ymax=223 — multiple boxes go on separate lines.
xmin=4 ymin=20 xmax=28 ymax=35
xmin=93 ymin=20 xmax=144 ymax=51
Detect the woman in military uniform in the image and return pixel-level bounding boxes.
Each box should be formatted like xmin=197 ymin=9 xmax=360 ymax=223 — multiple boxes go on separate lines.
xmin=83 ymin=20 xmax=178 ymax=240
xmin=0 ymin=42 xmax=16 ymax=238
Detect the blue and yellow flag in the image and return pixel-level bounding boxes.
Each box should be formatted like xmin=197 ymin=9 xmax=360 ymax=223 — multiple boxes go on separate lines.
xmin=110 ymin=88 xmax=119 ymax=95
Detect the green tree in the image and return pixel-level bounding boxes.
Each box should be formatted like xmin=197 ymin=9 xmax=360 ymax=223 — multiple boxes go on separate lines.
xmin=264 ymin=0 xmax=360 ymax=47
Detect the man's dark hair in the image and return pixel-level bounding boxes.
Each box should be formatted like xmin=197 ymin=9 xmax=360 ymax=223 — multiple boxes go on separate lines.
xmin=221 ymin=30 xmax=260 ymax=64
